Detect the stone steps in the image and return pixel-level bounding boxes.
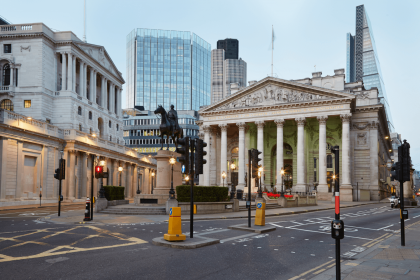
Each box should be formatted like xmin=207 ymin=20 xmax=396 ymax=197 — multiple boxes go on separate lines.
xmin=101 ymin=206 xmax=166 ymax=215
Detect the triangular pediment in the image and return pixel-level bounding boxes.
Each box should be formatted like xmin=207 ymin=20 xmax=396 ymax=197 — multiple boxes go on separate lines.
xmin=201 ymin=77 xmax=355 ymax=113
xmin=75 ymin=43 xmax=123 ymax=81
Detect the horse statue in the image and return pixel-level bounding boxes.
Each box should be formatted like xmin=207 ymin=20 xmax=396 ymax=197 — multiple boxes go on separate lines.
xmin=154 ymin=105 xmax=183 ymax=151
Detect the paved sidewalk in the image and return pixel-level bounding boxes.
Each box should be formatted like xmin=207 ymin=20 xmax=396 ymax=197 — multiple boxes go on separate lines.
xmin=39 ymin=199 xmax=388 ymax=225
xmin=313 ymin=219 xmax=420 ymax=280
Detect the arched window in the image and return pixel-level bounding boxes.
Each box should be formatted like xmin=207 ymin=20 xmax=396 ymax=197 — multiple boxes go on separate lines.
xmin=79 ymin=124 xmax=82 ymax=131
xmin=89 ymin=111 xmax=92 ymax=120
xmin=109 ymin=135 xmax=112 ymax=141
xmin=78 ymin=106 xmax=82 ymax=115
xmin=109 ymin=120 xmax=112 ymax=128
xmin=0 ymin=99 xmax=14 ymax=111
xmin=2 ymin=64 xmax=10 ymax=86
xmin=89 ymin=128 xmax=92 ymax=134
xmin=116 ymin=124 xmax=119 ymax=131
xmin=327 ymin=155 xmax=333 ymax=168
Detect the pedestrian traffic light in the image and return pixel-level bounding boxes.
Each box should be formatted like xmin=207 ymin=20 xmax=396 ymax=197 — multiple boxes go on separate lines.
xmin=390 ymin=162 xmax=400 ymax=181
xmin=95 ymin=165 xmax=104 ymax=179
xmin=195 ymin=139 xmax=207 ymax=174
xmin=399 ymin=140 xmax=411 ymax=182
xmin=251 ymin=149 xmax=262 ymax=178
xmin=54 ymin=159 xmax=65 ymax=180
xmin=176 ymin=137 xmax=189 ymax=174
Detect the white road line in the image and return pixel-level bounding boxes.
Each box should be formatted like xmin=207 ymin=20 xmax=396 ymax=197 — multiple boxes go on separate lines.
xmin=220 ymin=233 xmax=258 ymax=243
xmin=269 ymin=223 xmax=373 ymax=240
xmin=413 ymin=215 xmax=420 ymax=218
xmin=197 ymin=229 xmax=230 ymax=236
xmin=376 ymin=225 xmax=394 ymax=230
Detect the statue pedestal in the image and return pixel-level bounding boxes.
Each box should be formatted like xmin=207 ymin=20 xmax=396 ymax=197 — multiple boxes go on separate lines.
xmin=153 ymin=150 xmax=183 ymax=195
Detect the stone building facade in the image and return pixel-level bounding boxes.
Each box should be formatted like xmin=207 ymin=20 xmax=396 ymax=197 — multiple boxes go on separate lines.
xmin=197 ymin=69 xmax=393 ymax=201
xmin=0 ymin=23 xmax=156 ymax=206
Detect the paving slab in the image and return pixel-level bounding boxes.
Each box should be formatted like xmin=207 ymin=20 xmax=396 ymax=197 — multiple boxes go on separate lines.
xmin=152 ymin=236 xmax=219 ymax=249
xmin=227 ymin=224 xmax=276 ymax=233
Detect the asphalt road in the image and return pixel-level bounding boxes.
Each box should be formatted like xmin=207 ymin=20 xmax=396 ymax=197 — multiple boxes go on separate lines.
xmin=1 ymin=202 xmax=420 ymax=280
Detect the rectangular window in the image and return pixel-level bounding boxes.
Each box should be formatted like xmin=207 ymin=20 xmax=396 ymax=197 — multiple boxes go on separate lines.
xmin=24 ymin=100 xmax=31 ymax=108
xmin=4 ymin=44 xmax=11 ymax=53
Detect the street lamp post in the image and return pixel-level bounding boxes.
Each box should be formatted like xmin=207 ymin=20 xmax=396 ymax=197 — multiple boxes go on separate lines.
xmin=136 ymin=171 xmax=141 ymax=195
xmin=230 ymin=163 xmax=236 ymax=199
xmin=169 ymin=157 xmax=176 ymax=199
xmin=118 ymin=166 xmax=123 ymax=187
xmin=222 ymin=171 xmax=226 ymax=187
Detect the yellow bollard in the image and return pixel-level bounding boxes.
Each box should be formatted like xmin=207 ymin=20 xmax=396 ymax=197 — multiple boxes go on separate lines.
xmin=164 ymin=207 xmax=186 ymax=241
xmin=254 ymin=202 xmax=266 ymax=226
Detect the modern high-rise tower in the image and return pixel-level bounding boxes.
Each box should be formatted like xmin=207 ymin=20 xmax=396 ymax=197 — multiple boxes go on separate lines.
xmin=346 ymin=5 xmax=393 ymax=130
xmin=211 ymin=38 xmax=247 ymax=104
xmin=126 ymin=29 xmax=211 ymax=111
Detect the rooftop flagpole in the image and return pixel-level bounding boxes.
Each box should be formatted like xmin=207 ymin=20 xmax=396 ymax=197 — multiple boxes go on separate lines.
xmin=271 ymin=25 xmax=274 ymax=77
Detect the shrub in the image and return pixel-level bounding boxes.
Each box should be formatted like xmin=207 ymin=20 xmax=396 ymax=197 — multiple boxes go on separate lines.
xmin=175 ymin=185 xmax=229 ymax=202
xmin=103 ymin=186 xmax=125 ymax=201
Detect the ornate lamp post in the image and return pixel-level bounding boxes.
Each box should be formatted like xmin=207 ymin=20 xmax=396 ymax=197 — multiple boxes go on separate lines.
xmin=280 ymin=167 xmax=285 ymax=197
xmin=136 ymin=170 xmax=141 ymax=195
xmin=222 ymin=171 xmax=227 ymax=187
xmin=185 ymin=175 xmax=190 ymax=184
xmin=118 ymin=166 xmax=123 ymax=186
xmin=169 ymin=157 xmax=176 ymax=199
xmin=151 ymin=171 xmax=155 ymax=194
xmin=230 ymin=163 xmax=236 ymax=199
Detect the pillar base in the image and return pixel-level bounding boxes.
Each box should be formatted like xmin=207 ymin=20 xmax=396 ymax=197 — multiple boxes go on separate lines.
xmin=274 ymin=184 xmax=284 ymax=193
xmin=340 ymin=184 xmax=353 ymax=202
xmin=294 ymin=184 xmax=306 ymax=193
xmin=237 ymin=183 xmax=246 ymax=191
xmin=317 ymin=183 xmax=329 ymax=193
xmin=317 ymin=192 xmax=333 ymax=201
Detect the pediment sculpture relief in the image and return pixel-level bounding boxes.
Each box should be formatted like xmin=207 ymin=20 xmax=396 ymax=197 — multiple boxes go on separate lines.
xmin=215 ymin=85 xmax=332 ymax=110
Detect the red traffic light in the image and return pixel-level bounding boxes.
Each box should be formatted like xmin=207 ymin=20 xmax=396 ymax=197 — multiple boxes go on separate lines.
xmin=95 ymin=166 xmax=103 ymax=173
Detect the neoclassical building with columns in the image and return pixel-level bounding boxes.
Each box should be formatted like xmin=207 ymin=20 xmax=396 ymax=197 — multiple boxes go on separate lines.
xmin=0 ymin=22 xmax=156 ymax=206
xmin=198 ymin=69 xmax=393 ymax=201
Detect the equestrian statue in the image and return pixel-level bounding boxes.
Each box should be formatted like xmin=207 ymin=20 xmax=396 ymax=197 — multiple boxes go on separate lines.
xmin=154 ymin=105 xmax=183 ymax=150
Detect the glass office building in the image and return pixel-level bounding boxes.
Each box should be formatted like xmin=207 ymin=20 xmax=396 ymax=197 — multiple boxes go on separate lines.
xmin=346 ymin=5 xmax=393 ymax=131
xmin=126 ymin=29 xmax=211 ymax=111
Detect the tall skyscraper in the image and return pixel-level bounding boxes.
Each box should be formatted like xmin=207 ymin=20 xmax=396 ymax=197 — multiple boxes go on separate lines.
xmin=211 ymin=38 xmax=247 ymax=104
xmin=126 ymin=29 xmax=211 ymax=111
xmin=217 ymin=39 xmax=239 ymax=59
xmin=347 ymin=5 xmax=393 ymax=130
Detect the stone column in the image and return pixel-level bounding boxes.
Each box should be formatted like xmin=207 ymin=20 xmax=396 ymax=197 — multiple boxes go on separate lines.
xmin=295 ymin=117 xmax=306 ymax=192
xmin=219 ymin=124 xmax=228 ymax=186
xmin=203 ymin=125 xmax=211 ymax=186
xmin=103 ymin=78 xmax=107 ymax=109
xmin=81 ymin=152 xmax=88 ymax=198
xmin=93 ymin=71 xmax=97 ymax=103
xmin=10 ymin=66 xmax=14 ymax=87
xmin=256 ymin=121 xmax=265 ymax=187
xmin=117 ymin=87 xmax=122 ymax=115
xmin=0 ymin=137 xmax=8 ymax=201
xmin=61 ymin=52 xmax=67 ymax=91
xmin=89 ymin=68 xmax=94 ymax=101
xmin=341 ymin=114 xmax=353 ymax=201
xmin=79 ymin=61 xmax=83 ymax=95
xmin=84 ymin=64 xmax=88 ymax=98
xmin=126 ymin=164 xmax=132 ymax=197
xmin=236 ymin=122 xmax=246 ymax=190
xmin=317 ymin=116 xmax=328 ymax=196
xmin=274 ymin=119 xmax=284 ymax=190
xmin=68 ymin=150 xmax=76 ymax=200
xmin=132 ymin=165 xmax=138 ymax=198
xmin=67 ymin=53 xmax=73 ymax=92
xmin=111 ymin=83 xmax=115 ymax=113
xmin=72 ymin=56 xmax=76 ymax=92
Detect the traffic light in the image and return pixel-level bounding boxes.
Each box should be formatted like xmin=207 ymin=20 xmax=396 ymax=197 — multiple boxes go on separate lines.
xmin=195 ymin=139 xmax=207 ymax=174
xmin=251 ymin=149 xmax=262 ymax=178
xmin=95 ymin=166 xmax=104 ymax=179
xmin=176 ymin=137 xmax=190 ymax=174
xmin=390 ymin=162 xmax=400 ymax=181
xmin=54 ymin=159 xmax=65 ymax=180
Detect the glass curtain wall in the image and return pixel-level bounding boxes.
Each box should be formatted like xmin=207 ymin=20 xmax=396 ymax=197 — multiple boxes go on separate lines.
xmin=127 ymin=28 xmax=210 ymax=111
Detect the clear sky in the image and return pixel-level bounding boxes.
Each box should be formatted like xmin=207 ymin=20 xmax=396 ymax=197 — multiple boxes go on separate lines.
xmin=2 ymin=0 xmax=420 ymax=168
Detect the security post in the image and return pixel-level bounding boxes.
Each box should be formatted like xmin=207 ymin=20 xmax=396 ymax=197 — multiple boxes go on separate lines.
xmin=84 ymin=198 xmax=91 ymax=221
xmin=164 ymin=207 xmax=186 ymax=241
xmin=255 ymin=201 xmax=266 ymax=226
xmin=330 ymin=145 xmax=343 ymax=280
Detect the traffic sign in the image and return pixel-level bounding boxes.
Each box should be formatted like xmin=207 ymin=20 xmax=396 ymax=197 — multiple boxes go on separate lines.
xmin=257 ymin=202 xmax=262 ymax=209
xmin=182 ymin=165 xmax=185 ymax=173
xmin=170 ymin=208 xmax=173 ymax=216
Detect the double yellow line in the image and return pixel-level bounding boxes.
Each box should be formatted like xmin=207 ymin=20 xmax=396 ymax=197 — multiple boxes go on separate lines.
xmin=362 ymin=233 xmax=393 ymax=248
xmin=288 ymin=259 xmax=343 ymax=280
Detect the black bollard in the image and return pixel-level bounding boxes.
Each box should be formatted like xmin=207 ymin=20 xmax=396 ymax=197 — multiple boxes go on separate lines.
xmin=84 ymin=198 xmax=91 ymax=221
